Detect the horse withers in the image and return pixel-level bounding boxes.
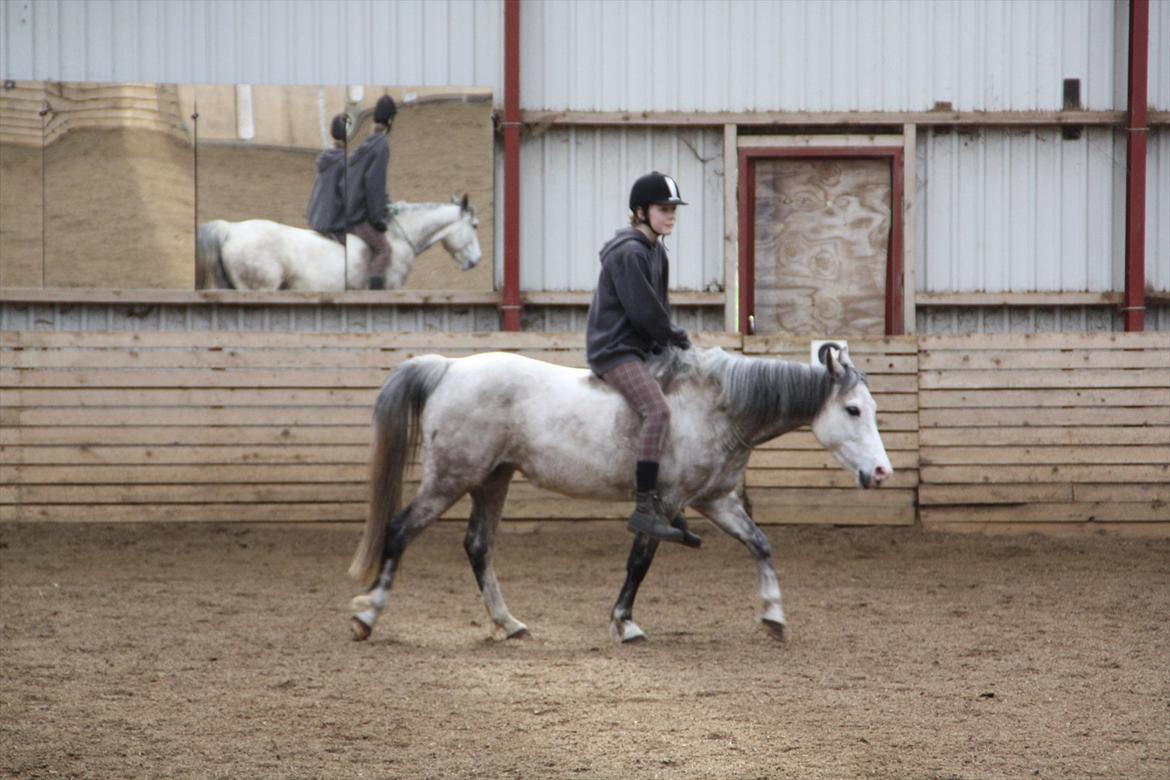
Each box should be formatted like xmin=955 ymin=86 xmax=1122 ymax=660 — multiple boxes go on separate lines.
xmin=349 ymin=343 xmax=892 ymax=644
xmin=195 ymin=195 xmax=481 ymax=291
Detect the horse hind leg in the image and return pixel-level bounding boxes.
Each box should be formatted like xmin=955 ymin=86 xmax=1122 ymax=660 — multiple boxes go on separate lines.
xmin=464 ymin=465 xmax=528 ymax=639
xmin=350 ymin=483 xmax=463 ymax=641
xmin=609 ymin=533 xmax=660 ymax=643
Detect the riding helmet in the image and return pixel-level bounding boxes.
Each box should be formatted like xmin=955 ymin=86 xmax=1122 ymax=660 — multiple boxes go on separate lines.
xmin=374 ymin=95 xmax=398 ymax=124
xmin=329 ymin=112 xmax=349 ymax=142
xmin=628 ymin=171 xmax=687 ymax=213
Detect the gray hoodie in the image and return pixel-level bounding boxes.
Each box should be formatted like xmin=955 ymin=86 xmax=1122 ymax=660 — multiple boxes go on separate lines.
xmin=344 ymin=132 xmax=390 ymax=229
xmin=306 ymin=147 xmax=346 ymax=237
xmin=585 ymin=228 xmax=689 ymax=376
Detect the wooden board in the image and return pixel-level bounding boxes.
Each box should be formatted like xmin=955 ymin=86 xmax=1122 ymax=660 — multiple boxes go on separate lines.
xmin=5 ymin=330 xmax=1167 ymax=536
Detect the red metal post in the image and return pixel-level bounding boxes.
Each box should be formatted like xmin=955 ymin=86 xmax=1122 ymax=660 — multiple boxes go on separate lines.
xmin=887 ymin=149 xmax=905 ymax=336
xmin=499 ymin=0 xmax=523 ymax=331
xmin=737 ymin=150 xmax=754 ymax=334
xmin=1123 ymin=0 xmax=1149 ymax=332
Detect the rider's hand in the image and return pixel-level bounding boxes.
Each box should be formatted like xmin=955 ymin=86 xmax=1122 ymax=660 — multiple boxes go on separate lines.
xmin=373 ymin=221 xmax=388 ymax=233
xmin=671 ymin=330 xmax=692 ymax=350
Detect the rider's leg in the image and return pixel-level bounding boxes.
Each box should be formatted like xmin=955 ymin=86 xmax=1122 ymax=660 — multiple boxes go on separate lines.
xmin=352 ymin=221 xmax=392 ymax=289
xmin=601 ymin=360 xmax=691 ymax=545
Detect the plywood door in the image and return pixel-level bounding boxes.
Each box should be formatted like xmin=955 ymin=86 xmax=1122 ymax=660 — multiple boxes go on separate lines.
xmin=753 ymin=158 xmax=890 ymax=335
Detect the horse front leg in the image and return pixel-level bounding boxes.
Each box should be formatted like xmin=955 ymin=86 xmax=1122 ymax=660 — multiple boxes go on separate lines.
xmin=609 ymin=533 xmax=660 ymax=643
xmin=464 ymin=465 xmax=529 ymax=639
xmin=693 ymin=493 xmax=787 ymax=641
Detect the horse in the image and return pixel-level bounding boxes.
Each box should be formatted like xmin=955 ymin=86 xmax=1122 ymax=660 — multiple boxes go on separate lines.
xmin=348 ymin=342 xmax=893 ymax=644
xmin=195 ymin=195 xmax=481 ymax=291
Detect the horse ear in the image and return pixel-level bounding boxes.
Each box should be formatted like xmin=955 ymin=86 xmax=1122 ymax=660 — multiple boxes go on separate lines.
xmin=460 ymin=193 xmax=470 ymax=212
xmin=836 ymin=343 xmax=854 ymax=369
xmin=818 ymin=342 xmax=846 ymax=378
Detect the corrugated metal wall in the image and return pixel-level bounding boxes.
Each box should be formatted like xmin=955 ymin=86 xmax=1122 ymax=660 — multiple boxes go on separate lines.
xmin=1148 ymin=131 xmax=1170 ymax=293
xmin=916 ymin=127 xmax=1127 ymax=293
xmin=5 ymin=0 xmax=1148 ymax=112
xmin=514 ymin=127 xmax=724 ymax=291
xmin=2 ymin=0 xmax=1167 ymax=313
xmin=1151 ymin=0 xmax=1169 ymax=110
xmin=1 ymin=0 xmax=502 ymax=90
xmin=522 ymin=0 xmax=1126 ymax=112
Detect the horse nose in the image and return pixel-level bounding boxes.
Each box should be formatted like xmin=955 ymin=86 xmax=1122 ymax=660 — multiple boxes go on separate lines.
xmin=872 ymin=464 xmax=892 ymax=485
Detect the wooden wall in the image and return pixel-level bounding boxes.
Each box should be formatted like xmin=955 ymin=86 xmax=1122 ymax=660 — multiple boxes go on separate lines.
xmin=741 ymin=336 xmax=918 ymax=525
xmin=918 ymin=333 xmax=1170 ymax=536
xmin=2 ymin=330 xmax=1166 ymax=535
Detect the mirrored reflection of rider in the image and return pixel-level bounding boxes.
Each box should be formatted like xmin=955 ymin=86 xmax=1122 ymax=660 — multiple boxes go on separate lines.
xmin=345 ymin=94 xmax=396 ymax=290
xmin=306 ymin=112 xmax=349 ymax=244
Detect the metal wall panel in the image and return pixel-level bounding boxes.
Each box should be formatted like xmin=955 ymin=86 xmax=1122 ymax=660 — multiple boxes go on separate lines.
xmin=513 ymin=126 xmax=724 ymax=292
xmin=1 ymin=0 xmax=502 ymax=91
xmin=1148 ymin=129 xmax=1170 ymax=292
xmin=1151 ymin=0 xmax=1169 ymax=111
xmin=916 ymin=127 xmax=1126 ymax=293
xmin=521 ymin=0 xmax=1125 ymax=112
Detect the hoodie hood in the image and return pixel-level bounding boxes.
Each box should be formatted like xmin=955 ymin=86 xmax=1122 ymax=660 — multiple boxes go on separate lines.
xmin=316 ymin=147 xmax=345 ymax=173
xmin=598 ymin=227 xmax=654 ymax=263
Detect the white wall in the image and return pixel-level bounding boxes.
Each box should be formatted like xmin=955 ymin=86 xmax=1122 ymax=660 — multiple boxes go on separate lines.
xmin=3 ymin=0 xmax=1165 ymax=298
xmin=1 ymin=0 xmax=501 ymax=90
xmin=510 ymin=126 xmax=724 ymax=292
xmin=521 ymin=0 xmax=1129 ymax=112
xmin=1147 ymin=129 xmax=1170 ymax=293
xmin=916 ymin=127 xmax=1127 ymax=293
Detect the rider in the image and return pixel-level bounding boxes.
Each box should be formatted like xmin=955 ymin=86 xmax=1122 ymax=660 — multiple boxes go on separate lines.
xmin=345 ymin=94 xmax=396 ymax=289
xmin=586 ymin=171 xmax=699 ymax=546
xmin=306 ymin=112 xmax=349 ymax=244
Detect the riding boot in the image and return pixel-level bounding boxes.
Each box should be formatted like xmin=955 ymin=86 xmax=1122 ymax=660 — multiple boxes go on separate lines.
xmin=627 ymin=490 xmax=686 ymax=543
xmin=670 ymin=512 xmax=703 ymax=548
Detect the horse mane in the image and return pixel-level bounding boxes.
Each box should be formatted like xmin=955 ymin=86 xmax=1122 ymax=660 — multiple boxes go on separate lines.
xmin=389 ymin=200 xmax=476 ymax=218
xmin=647 ymin=347 xmax=864 ymax=435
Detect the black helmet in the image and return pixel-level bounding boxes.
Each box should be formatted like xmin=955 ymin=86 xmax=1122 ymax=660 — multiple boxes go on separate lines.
xmin=374 ymin=95 xmax=397 ymax=124
xmin=329 ymin=112 xmax=349 ymax=142
xmin=628 ymin=171 xmax=687 ymax=213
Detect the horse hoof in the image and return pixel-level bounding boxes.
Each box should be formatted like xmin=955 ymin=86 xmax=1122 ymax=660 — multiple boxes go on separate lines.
xmin=611 ymin=621 xmax=647 ymax=644
xmin=351 ymin=617 xmax=372 ymax=642
xmin=506 ymin=626 xmax=530 ymax=640
xmin=761 ymin=618 xmax=787 ymax=642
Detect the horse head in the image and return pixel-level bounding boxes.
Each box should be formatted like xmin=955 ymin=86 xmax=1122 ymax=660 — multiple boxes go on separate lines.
xmin=441 ymin=193 xmax=481 ymax=271
xmin=809 ymin=343 xmax=893 ymax=489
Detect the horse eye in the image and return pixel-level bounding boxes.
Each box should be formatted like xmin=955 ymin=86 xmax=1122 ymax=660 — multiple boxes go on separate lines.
xmin=846 ymin=406 xmax=861 ymax=417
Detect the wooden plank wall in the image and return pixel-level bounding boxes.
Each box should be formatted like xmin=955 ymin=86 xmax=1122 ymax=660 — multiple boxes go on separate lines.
xmin=742 ymin=337 xmax=919 ymax=526
xmin=4 ymin=330 xmax=1166 ymax=535
xmin=0 ymin=331 xmax=746 ymax=524
xmin=918 ymin=333 xmax=1170 ymax=536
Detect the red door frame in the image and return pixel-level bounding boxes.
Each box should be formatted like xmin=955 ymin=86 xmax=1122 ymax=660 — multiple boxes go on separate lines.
xmin=738 ymin=146 xmax=905 ymax=335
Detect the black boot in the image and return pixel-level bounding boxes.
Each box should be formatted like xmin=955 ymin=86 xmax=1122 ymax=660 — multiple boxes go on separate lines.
xmin=670 ymin=512 xmax=702 ymax=548
xmin=627 ymin=491 xmax=686 ymax=543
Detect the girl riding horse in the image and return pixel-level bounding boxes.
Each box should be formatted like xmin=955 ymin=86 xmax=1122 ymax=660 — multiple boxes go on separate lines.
xmin=585 ymin=171 xmax=698 ymax=546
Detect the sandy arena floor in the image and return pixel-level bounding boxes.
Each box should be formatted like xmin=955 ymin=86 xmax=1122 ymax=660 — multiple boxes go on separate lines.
xmin=1 ymin=520 xmax=1167 ymax=779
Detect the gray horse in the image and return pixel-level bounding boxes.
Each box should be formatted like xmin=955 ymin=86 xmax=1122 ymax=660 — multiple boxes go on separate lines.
xmin=349 ymin=343 xmax=892 ymax=643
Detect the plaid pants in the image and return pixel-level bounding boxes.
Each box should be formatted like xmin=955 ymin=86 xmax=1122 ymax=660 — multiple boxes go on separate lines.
xmin=603 ymin=359 xmax=671 ymax=462
xmin=350 ymin=221 xmax=392 ymax=281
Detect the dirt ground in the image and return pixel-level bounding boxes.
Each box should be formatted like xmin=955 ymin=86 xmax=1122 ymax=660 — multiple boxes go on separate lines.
xmin=1 ymin=521 xmax=1166 ymax=779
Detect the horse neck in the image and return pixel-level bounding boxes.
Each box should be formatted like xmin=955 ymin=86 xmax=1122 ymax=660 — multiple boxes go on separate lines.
xmin=709 ymin=353 xmax=834 ymax=446
xmin=394 ymin=203 xmax=460 ymax=253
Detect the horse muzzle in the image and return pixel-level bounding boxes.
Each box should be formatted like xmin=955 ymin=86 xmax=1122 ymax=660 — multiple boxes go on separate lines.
xmin=858 ymin=464 xmax=892 ymax=489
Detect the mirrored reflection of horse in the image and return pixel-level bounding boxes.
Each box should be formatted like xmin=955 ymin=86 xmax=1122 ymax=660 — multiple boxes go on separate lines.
xmin=349 ymin=343 xmax=893 ymax=644
xmin=195 ymin=195 xmax=481 ymax=291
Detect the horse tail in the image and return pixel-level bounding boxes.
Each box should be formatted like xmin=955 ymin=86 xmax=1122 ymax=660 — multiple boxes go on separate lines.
xmin=349 ymin=355 xmax=452 ymax=585
xmin=195 ymin=220 xmax=233 ymax=289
